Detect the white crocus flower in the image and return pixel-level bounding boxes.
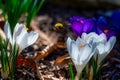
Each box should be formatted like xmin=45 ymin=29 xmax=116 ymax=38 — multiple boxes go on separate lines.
xmin=81 ymin=32 xmax=116 ymax=64
xmin=4 ymin=22 xmax=39 ymax=50
xmin=67 ymin=37 xmax=96 ymax=80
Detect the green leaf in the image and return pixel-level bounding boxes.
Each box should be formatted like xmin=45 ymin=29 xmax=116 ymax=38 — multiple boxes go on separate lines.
xmin=26 ymin=0 xmax=45 ymax=27
xmin=69 ymin=62 xmax=74 ymax=80
xmin=0 ymin=36 xmax=20 ymax=79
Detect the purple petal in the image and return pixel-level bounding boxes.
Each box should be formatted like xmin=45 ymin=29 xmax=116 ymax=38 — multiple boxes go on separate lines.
xmin=71 ymin=22 xmax=83 ymax=36
xmin=106 ymin=30 xmax=116 ymax=40
xmin=97 ymin=16 xmax=108 ymax=30
xmin=96 ymin=27 xmax=103 ymax=35
xmin=83 ymin=18 xmax=95 ymax=33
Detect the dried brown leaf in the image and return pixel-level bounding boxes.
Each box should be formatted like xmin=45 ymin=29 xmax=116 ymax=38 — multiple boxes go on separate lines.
xmin=55 ymin=54 xmax=70 ymax=66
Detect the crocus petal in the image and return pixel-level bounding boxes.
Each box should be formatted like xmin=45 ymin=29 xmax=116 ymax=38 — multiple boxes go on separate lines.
xmin=67 ymin=37 xmax=80 ymax=63
xmin=97 ymin=16 xmax=108 ymax=30
xmin=96 ymin=27 xmax=103 ymax=35
xmin=71 ymin=22 xmax=83 ymax=36
xmin=97 ymin=43 xmax=111 ymax=64
xmin=95 ymin=16 xmax=117 ymax=39
xmin=105 ymin=36 xmax=116 ymax=53
xmin=74 ymin=45 xmax=92 ymax=76
xmin=81 ymin=32 xmax=98 ymax=43
xmin=75 ymin=42 xmax=96 ymax=76
xmin=4 ymin=22 xmax=12 ymax=44
xmin=98 ymin=33 xmax=107 ymax=42
xmin=82 ymin=32 xmax=107 ymax=43
xmin=105 ymin=30 xmax=116 ymax=40
xmin=96 ymin=43 xmax=105 ymax=54
xmin=16 ymin=25 xmax=27 ymax=46
xmin=96 ymin=16 xmax=109 ymax=35
xmin=67 ymin=37 xmax=72 ymax=54
xmin=70 ymin=41 xmax=79 ymax=63
xmin=87 ymin=32 xmax=98 ymax=43
xmin=97 ymin=52 xmax=106 ymax=64
xmin=17 ymin=31 xmax=39 ymax=50
xmin=78 ymin=45 xmax=92 ymax=65
xmin=81 ymin=41 xmax=96 ymax=63
xmin=83 ymin=19 xmax=95 ymax=33
xmin=81 ymin=33 xmax=87 ymax=41
xmin=13 ymin=23 xmax=25 ymax=44
xmin=96 ymin=43 xmax=106 ymax=64
xmin=70 ymin=16 xmax=95 ymax=36
xmin=27 ymin=31 xmax=39 ymax=46
xmin=79 ymin=45 xmax=92 ymax=64
xmin=97 ymin=36 xmax=116 ymax=64
xmin=76 ymin=37 xmax=85 ymax=46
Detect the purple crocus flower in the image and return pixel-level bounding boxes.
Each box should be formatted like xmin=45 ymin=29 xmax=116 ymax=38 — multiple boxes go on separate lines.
xmin=95 ymin=16 xmax=116 ymax=40
xmin=70 ymin=16 xmax=95 ymax=36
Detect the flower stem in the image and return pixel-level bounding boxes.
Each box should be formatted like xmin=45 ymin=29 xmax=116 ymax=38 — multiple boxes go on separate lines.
xmin=75 ymin=73 xmax=82 ymax=80
xmin=75 ymin=73 xmax=80 ymax=80
xmin=89 ymin=67 xmax=93 ymax=80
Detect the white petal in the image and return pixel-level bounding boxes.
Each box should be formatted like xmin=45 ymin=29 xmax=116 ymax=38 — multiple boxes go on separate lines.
xmin=81 ymin=32 xmax=87 ymax=40
xmin=79 ymin=45 xmax=92 ymax=64
xmin=87 ymin=32 xmax=98 ymax=37
xmin=70 ymin=41 xmax=79 ymax=63
xmin=98 ymin=36 xmax=116 ymax=64
xmin=98 ymin=33 xmax=107 ymax=43
xmin=76 ymin=37 xmax=85 ymax=46
xmin=18 ymin=31 xmax=39 ymax=49
xmin=88 ymin=32 xmax=100 ymax=43
xmin=27 ymin=31 xmax=39 ymax=46
xmin=75 ymin=42 xmax=96 ymax=76
xmin=82 ymin=32 xmax=98 ymax=43
xmin=82 ymin=32 xmax=107 ymax=43
xmin=96 ymin=43 xmax=105 ymax=54
xmin=66 ymin=37 xmax=72 ymax=54
xmin=105 ymin=36 xmax=116 ymax=53
xmin=4 ymin=22 xmax=13 ymax=44
xmin=88 ymin=42 xmax=96 ymax=59
xmin=97 ymin=52 xmax=106 ymax=64
xmin=16 ymin=25 xmax=27 ymax=46
xmin=97 ymin=36 xmax=116 ymax=64
xmin=13 ymin=23 xmax=25 ymax=44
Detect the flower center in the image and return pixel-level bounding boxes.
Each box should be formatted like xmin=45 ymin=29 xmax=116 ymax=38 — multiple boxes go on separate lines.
xmin=80 ymin=20 xmax=84 ymax=23
xmin=104 ymin=29 xmax=109 ymax=34
xmin=26 ymin=27 xmax=29 ymax=31
xmin=79 ymin=45 xmax=83 ymax=48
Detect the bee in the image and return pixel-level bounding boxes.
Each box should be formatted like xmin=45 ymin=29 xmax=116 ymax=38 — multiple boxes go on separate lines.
xmin=54 ymin=23 xmax=64 ymax=31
